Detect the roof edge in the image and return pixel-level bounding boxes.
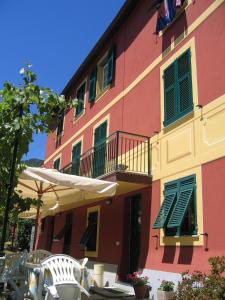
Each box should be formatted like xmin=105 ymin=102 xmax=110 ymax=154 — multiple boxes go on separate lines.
xmin=61 ymin=0 xmax=139 ymax=95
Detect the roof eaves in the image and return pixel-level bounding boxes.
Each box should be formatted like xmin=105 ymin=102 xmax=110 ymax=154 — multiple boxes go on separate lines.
xmin=61 ymin=0 xmax=139 ymax=95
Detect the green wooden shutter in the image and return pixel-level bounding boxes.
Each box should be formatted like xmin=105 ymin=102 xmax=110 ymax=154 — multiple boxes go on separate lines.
xmin=99 ymin=121 xmax=107 ymax=143
xmin=153 ymin=192 xmax=177 ymax=229
xmin=106 ymin=47 xmax=115 ymax=85
xmin=163 ymin=63 xmax=176 ymax=126
xmin=153 ymin=181 xmax=178 ymax=229
xmin=167 ymin=175 xmax=195 ymax=228
xmin=57 ymin=115 xmax=64 ymax=136
xmin=53 ymin=158 xmax=60 ymax=170
xmin=71 ymin=142 xmax=81 ymax=175
xmin=93 ymin=121 xmax=107 ymax=177
xmin=88 ymin=68 xmax=97 ymax=102
xmin=103 ymin=62 xmax=109 ymax=89
xmin=177 ymin=49 xmax=193 ymax=117
xmin=75 ymin=83 xmax=85 ymax=117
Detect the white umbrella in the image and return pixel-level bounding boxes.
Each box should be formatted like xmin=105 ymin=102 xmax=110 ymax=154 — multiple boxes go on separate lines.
xmin=16 ymin=166 xmax=117 ymax=249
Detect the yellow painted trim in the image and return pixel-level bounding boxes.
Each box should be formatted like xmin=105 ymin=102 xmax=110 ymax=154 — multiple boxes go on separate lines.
xmin=160 ymin=37 xmax=198 ymax=130
xmin=152 ymin=94 xmax=225 ymax=181
xmin=159 ymin=166 xmax=203 ymax=246
xmin=95 ymin=86 xmax=110 ymax=103
xmin=85 ymin=205 xmax=100 ymax=258
xmin=45 ymin=0 xmax=224 ymax=164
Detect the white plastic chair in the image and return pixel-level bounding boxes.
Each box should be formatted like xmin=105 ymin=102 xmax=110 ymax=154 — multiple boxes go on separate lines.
xmin=38 ymin=254 xmax=90 ymax=300
xmin=0 ymin=250 xmax=28 ymax=300
xmin=26 ymin=250 xmax=52 ymax=300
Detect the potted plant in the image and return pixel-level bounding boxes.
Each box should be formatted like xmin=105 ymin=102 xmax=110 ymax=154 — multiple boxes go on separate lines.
xmin=127 ymin=272 xmax=151 ymax=298
xmin=157 ymin=280 xmax=175 ymax=300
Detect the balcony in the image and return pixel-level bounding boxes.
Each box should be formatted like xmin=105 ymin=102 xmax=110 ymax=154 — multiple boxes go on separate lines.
xmin=61 ymin=131 xmax=151 ymax=186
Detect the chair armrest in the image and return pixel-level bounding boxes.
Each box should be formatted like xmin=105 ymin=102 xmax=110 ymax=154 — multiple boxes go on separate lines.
xmin=45 ymin=285 xmax=59 ymax=299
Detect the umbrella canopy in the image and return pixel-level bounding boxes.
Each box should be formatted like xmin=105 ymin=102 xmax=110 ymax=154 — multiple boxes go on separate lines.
xmin=16 ymin=166 xmax=117 ymax=249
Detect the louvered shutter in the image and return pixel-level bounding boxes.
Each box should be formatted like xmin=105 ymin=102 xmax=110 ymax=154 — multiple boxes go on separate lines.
xmin=53 ymin=158 xmax=60 ymax=170
xmin=76 ymin=83 xmax=85 ymax=116
xmin=99 ymin=121 xmax=107 ymax=142
xmin=57 ymin=115 xmax=64 ymax=136
xmin=88 ymin=68 xmax=97 ymax=102
xmin=106 ymin=47 xmax=115 ymax=85
xmin=71 ymin=142 xmax=81 ymax=175
xmin=167 ymin=175 xmax=195 ymax=228
xmin=164 ymin=63 xmax=176 ymax=126
xmin=153 ymin=181 xmax=178 ymax=229
xmin=93 ymin=121 xmax=107 ymax=178
xmin=177 ymin=49 xmax=193 ymax=117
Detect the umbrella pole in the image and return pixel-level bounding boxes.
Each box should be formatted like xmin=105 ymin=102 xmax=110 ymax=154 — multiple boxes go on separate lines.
xmin=33 ymin=197 xmax=41 ymax=250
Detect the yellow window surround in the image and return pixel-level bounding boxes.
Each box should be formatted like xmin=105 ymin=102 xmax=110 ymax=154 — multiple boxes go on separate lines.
xmin=96 ymin=52 xmax=110 ymax=100
xmin=160 ymin=37 xmax=198 ymax=131
xmin=159 ymin=166 xmax=203 ymax=246
xmin=85 ymin=205 xmax=100 ymax=258
xmin=73 ymin=79 xmax=87 ymax=123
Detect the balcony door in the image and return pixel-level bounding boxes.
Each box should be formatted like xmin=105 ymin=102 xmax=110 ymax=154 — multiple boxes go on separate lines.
xmin=63 ymin=213 xmax=72 ymax=255
xmin=119 ymin=194 xmax=141 ymax=282
xmin=93 ymin=121 xmax=107 ymax=177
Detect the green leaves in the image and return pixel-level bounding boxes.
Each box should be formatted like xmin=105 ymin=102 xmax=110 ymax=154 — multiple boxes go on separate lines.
xmin=0 ymin=65 xmax=74 ymax=226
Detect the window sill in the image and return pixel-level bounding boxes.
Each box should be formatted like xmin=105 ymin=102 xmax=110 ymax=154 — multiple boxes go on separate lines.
xmin=85 ymin=250 xmax=98 ymax=258
xmin=163 ymin=110 xmax=194 ymax=133
xmin=161 ymin=234 xmax=203 ymax=246
xmin=55 ymin=132 xmax=64 ymax=148
xmin=158 ymin=0 xmax=192 ymax=37
xmin=73 ymin=111 xmax=85 ymax=124
xmin=95 ymin=86 xmax=110 ymax=103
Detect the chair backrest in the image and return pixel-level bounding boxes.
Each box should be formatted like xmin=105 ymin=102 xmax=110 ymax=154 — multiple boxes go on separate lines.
xmin=40 ymin=254 xmax=82 ymax=286
xmin=27 ymin=249 xmax=52 ymax=264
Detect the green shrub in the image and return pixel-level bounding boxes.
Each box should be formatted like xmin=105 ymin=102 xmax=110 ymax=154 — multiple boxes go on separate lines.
xmin=173 ymin=256 xmax=225 ymax=300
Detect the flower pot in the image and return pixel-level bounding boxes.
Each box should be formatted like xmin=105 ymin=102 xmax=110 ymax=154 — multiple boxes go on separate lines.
xmin=133 ymin=285 xmax=150 ymax=299
xmin=157 ymin=290 xmax=174 ymax=300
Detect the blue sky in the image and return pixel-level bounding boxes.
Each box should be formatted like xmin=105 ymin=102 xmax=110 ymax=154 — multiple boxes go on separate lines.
xmin=0 ymin=0 xmax=125 ymax=160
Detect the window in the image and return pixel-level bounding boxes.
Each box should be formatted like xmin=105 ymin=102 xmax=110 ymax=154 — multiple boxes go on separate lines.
xmin=80 ymin=206 xmax=100 ymax=257
xmin=53 ymin=158 xmax=60 ymax=170
xmin=56 ymin=114 xmax=64 ymax=136
xmin=164 ymin=49 xmax=193 ymax=126
xmin=75 ymin=82 xmax=86 ymax=118
xmin=93 ymin=121 xmax=107 ymax=178
xmin=153 ymin=175 xmax=197 ymax=236
xmin=56 ymin=114 xmax=64 ymax=147
xmin=88 ymin=47 xmax=115 ymax=102
xmin=71 ymin=141 xmax=81 ymax=175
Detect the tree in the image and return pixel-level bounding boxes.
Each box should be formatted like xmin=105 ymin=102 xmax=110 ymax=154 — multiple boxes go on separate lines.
xmin=0 ymin=64 xmax=77 ymax=248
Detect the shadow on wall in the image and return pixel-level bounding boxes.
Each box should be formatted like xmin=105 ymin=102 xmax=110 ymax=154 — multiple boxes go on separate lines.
xmin=161 ymin=4 xmax=188 ymax=54
xmin=162 ymin=245 xmax=194 ymax=265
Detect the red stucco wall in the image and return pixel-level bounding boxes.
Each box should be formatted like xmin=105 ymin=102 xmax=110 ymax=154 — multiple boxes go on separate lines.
xmin=41 ymin=0 xmax=225 ymax=276
xmin=45 ymin=1 xmax=225 ymax=169
xmin=146 ymin=157 xmax=225 ymax=274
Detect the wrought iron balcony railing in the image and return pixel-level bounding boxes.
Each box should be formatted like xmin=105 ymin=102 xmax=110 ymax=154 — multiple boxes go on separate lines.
xmin=61 ymin=131 xmax=150 ymax=178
